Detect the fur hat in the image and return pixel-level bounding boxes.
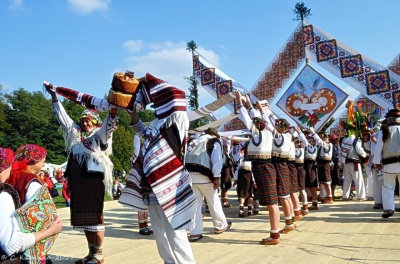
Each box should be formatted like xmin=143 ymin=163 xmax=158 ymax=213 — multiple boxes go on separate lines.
xmin=204 ymin=127 xmax=220 ymax=138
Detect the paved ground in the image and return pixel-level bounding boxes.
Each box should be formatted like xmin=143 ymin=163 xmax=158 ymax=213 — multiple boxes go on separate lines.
xmin=48 ymin=189 xmax=400 ymax=264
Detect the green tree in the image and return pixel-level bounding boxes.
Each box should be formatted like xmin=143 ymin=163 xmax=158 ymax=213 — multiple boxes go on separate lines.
xmin=186 ymin=40 xmax=206 ymax=130
xmin=293 ymin=2 xmax=312 ymax=21
xmin=2 ymin=88 xmax=66 ymax=163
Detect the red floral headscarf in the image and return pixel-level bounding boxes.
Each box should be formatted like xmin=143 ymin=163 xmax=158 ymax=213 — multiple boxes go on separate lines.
xmin=0 ymin=147 xmax=14 ymax=173
xmin=14 ymin=144 xmax=47 ymax=165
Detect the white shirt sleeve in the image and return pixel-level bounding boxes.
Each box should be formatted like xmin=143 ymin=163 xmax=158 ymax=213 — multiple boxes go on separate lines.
xmin=238 ymin=105 xmax=261 ymax=144
xmin=261 ymin=112 xmax=275 ymax=132
xmin=355 ymin=138 xmax=367 ymax=158
xmin=0 ymin=193 xmax=35 ymax=256
xmin=297 ymin=132 xmax=309 ymax=147
xmin=211 ymin=141 xmax=223 ymax=178
xmin=52 ymin=101 xmax=75 ymax=132
xmin=372 ymin=131 xmax=383 ymax=165
xmin=313 ymin=133 xmax=324 ymax=147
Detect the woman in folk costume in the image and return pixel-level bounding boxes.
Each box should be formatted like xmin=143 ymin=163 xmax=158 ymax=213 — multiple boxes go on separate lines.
xmin=235 ymin=91 xmax=282 ymax=245
xmin=3 ymin=145 xmax=62 ymax=263
xmin=292 ymin=135 xmax=309 ymax=216
xmin=309 ymin=128 xmax=334 ymax=205
xmin=44 ymin=84 xmax=118 ymax=264
xmin=232 ymin=150 xmax=255 ymax=217
xmin=123 ymin=73 xmax=196 ymax=263
xmin=297 ymin=129 xmax=319 ymax=210
xmin=286 ymin=128 xmax=303 ymax=222
xmin=7 ymin=144 xmax=48 ymax=206
xmin=261 ymin=101 xmax=298 ymax=234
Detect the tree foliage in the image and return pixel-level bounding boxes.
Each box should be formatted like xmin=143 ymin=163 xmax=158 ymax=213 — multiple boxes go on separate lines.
xmin=293 ymin=2 xmax=312 ymax=21
xmin=186 ymin=40 xmax=205 ymax=130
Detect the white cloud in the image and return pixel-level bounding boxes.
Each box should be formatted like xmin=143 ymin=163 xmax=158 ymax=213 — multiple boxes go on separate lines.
xmin=68 ymin=0 xmax=111 ymax=14
xmin=122 ymin=40 xmax=144 ymax=53
xmin=121 ymin=41 xmax=221 ymax=105
xmin=0 ymin=82 xmax=12 ymax=92
xmin=7 ymin=0 xmax=24 ymax=10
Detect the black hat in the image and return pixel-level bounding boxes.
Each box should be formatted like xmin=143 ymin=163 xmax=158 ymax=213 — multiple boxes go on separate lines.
xmin=386 ymin=109 xmax=400 ymax=118
xmin=204 ymin=127 xmax=220 ymax=138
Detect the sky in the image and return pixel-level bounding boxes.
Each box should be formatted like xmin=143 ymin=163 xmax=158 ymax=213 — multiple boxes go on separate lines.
xmin=1 ymin=0 xmax=399 ymax=123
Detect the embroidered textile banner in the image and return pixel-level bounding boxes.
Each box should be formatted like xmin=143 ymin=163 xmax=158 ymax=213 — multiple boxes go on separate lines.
xmin=303 ymin=21 xmax=400 ymax=110
xmin=251 ymin=22 xmax=306 ymax=102
xmin=187 ymin=92 xmax=236 ymax=121
xmin=387 ymin=53 xmax=400 ymax=77
xmin=192 ymin=51 xmax=248 ymax=113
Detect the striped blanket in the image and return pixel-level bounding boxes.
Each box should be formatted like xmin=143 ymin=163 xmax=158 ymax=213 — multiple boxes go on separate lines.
xmin=119 ymin=156 xmax=148 ymax=211
xmin=44 ymin=82 xmax=115 ymax=112
xmin=120 ymin=73 xmax=197 ymax=230
xmin=144 ymin=129 xmax=196 ymax=229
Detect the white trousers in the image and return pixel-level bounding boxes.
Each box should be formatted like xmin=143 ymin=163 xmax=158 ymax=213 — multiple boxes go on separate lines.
xmin=148 ymin=204 xmax=196 ymax=264
xmin=190 ymin=183 xmax=228 ymax=235
xmin=371 ymin=168 xmax=383 ymax=204
xmin=363 ymin=164 xmax=373 ymax=198
xmin=382 ymin=172 xmax=400 ymax=211
xmin=342 ymin=163 xmax=365 ymax=199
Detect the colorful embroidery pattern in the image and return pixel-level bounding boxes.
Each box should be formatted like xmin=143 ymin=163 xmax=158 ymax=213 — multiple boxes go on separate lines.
xmin=316 ymin=39 xmax=338 ymax=62
xmin=389 ymin=65 xmax=400 ymax=76
xmin=340 ymin=54 xmax=364 ymax=78
xmin=387 ymin=54 xmax=400 ymax=76
xmin=223 ymin=117 xmax=246 ymax=131
xmin=392 ymin=91 xmax=400 ymax=109
xmin=193 ymin=53 xmax=237 ymax=112
xmin=14 ymin=186 xmax=58 ymax=264
xmin=303 ymin=25 xmax=314 ymax=46
xmin=193 ymin=55 xmax=200 ymax=71
xmin=252 ymin=25 xmax=306 ymax=101
xmin=305 ymin=23 xmax=400 ymax=109
xmin=366 ymin=70 xmax=391 ymax=95
xmin=216 ymin=80 xmax=232 ymax=98
xmin=201 ymin=68 xmax=215 ymax=86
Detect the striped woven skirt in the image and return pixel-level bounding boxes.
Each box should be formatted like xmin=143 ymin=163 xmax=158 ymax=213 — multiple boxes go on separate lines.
xmin=236 ymin=169 xmax=253 ymax=199
xmin=287 ymin=162 xmax=298 ymax=193
xmin=317 ymin=161 xmax=331 ymax=183
xmin=295 ymin=163 xmax=306 ymax=190
xmin=304 ymin=160 xmax=318 ymax=188
xmin=251 ymin=161 xmax=277 ymax=205
xmin=67 ymin=159 xmax=105 ymax=228
xmin=273 ymin=160 xmax=291 ymax=198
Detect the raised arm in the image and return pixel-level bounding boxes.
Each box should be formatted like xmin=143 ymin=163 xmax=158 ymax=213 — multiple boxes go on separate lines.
xmin=44 ymin=82 xmax=76 ymax=132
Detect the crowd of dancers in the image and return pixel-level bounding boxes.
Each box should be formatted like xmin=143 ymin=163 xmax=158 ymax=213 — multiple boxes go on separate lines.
xmin=1 ymin=73 xmax=400 ymax=264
